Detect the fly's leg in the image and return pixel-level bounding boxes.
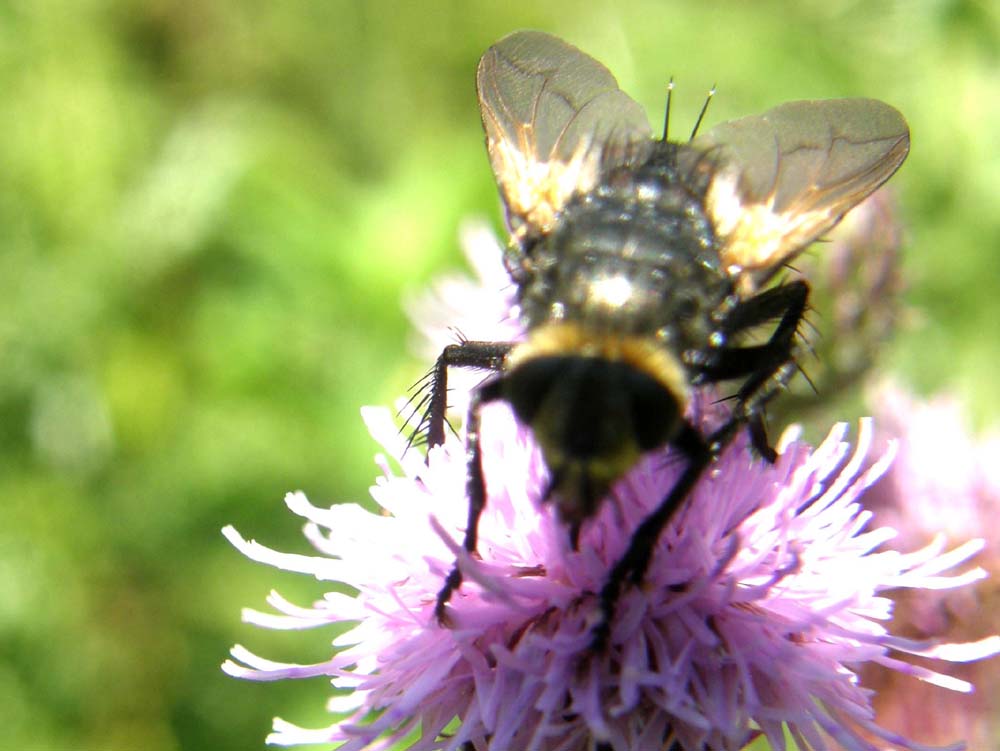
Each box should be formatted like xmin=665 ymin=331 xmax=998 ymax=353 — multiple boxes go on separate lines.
xmin=419 ymin=339 xmax=511 ymax=449
xmin=434 ymin=388 xmax=486 ymax=625
xmin=714 ymin=280 xmax=809 ymax=334
xmin=424 ymin=342 xmax=510 ymax=625
xmin=591 ymin=420 xmax=717 ymax=651
xmin=690 ymin=280 xmax=810 ymax=460
xmin=727 ymin=281 xmax=809 ymax=459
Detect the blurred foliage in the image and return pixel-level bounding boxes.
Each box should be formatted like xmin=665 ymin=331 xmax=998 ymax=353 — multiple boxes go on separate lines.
xmin=0 ymin=1 xmax=996 ymax=749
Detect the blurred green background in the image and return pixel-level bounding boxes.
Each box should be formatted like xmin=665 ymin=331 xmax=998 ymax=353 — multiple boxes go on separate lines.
xmin=1 ymin=1 xmax=996 ymax=749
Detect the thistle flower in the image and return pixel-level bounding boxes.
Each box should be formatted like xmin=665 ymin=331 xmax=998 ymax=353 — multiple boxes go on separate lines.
xmin=865 ymin=383 xmax=1000 ymax=551
xmin=224 ymin=224 xmax=999 ymax=750
xmin=224 ymin=402 xmax=998 ymax=751
xmin=858 ymin=382 xmax=1000 ymax=748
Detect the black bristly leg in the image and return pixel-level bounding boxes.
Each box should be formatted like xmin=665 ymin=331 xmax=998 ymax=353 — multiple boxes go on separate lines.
xmin=734 ymin=282 xmax=808 ymax=460
xmin=730 ymin=281 xmax=808 ymax=426
xmin=688 ymin=340 xmax=795 ymax=462
xmin=433 ymin=377 xmax=505 ymax=625
xmin=691 ymin=280 xmax=810 ymax=461
xmin=719 ymin=279 xmax=810 ymax=338
xmin=746 ymin=413 xmax=776 ymax=463
xmin=689 ymin=280 xmax=809 ymax=385
xmin=690 ymin=341 xmax=792 ymax=382
xmin=591 ymin=420 xmax=715 ymax=651
xmin=422 ymin=340 xmax=509 ymax=625
xmin=424 ymin=340 xmax=512 ymax=449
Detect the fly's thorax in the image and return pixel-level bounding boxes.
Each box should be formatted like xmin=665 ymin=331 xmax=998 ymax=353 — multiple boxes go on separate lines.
xmin=497 ymin=146 xmax=735 ymax=521
xmin=498 ymin=321 xmax=689 ymax=524
xmin=514 ymin=148 xmax=732 ymax=350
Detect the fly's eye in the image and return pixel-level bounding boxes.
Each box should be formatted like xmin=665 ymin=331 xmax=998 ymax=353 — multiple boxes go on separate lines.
xmin=502 ymin=357 xmax=562 ymax=424
xmin=626 ymin=370 xmax=681 ymax=451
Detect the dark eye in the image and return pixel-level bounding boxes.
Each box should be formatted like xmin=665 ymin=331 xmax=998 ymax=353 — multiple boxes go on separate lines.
xmin=502 ymin=357 xmax=563 ymax=424
xmin=626 ymin=369 xmax=681 ymax=451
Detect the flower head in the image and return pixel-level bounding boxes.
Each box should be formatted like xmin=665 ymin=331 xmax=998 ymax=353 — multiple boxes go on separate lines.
xmin=225 ymin=405 xmax=998 ymax=751
xmin=224 ymin=224 xmax=999 ymax=751
xmin=857 ymin=382 xmax=1000 ymax=748
xmin=865 ymin=383 xmax=1000 ymax=552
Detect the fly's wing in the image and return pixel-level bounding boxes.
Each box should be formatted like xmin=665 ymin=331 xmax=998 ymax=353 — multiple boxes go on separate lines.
xmin=681 ymin=98 xmax=909 ymax=291
xmin=477 ymin=31 xmax=654 ymax=240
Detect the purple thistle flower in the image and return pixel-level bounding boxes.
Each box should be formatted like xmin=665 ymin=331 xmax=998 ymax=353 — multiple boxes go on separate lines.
xmin=858 ymin=382 xmax=1000 ymax=748
xmin=865 ymin=383 xmax=1000 ymax=552
xmin=224 ymin=225 xmax=1000 ymax=751
xmin=224 ymin=405 xmax=998 ymax=751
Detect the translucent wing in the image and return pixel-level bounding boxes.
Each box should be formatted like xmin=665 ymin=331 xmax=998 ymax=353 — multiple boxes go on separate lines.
xmin=683 ymin=98 xmax=909 ymax=290
xmin=477 ymin=31 xmax=654 ymax=239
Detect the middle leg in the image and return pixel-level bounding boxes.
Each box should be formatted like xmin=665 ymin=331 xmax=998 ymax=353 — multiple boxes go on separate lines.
xmin=692 ymin=280 xmax=810 ymax=459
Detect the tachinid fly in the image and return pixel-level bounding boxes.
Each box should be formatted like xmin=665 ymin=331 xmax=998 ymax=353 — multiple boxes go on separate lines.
xmin=421 ymin=31 xmax=909 ymax=643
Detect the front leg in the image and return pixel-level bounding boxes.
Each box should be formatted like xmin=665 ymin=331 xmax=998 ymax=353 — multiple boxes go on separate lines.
xmin=412 ymin=339 xmax=509 ymax=625
xmin=591 ymin=420 xmax=720 ymax=651
xmin=433 ymin=377 xmax=506 ymax=625
xmin=419 ymin=339 xmax=512 ymax=449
